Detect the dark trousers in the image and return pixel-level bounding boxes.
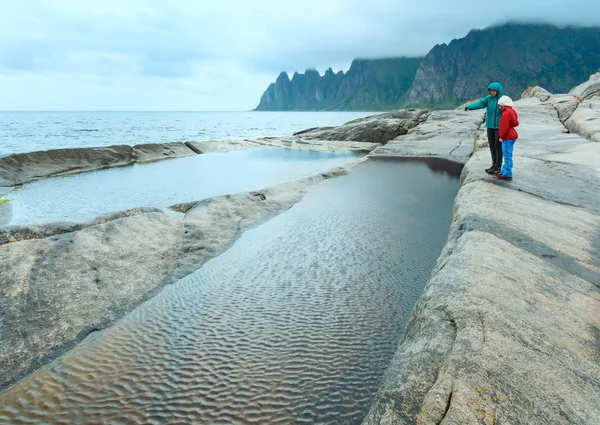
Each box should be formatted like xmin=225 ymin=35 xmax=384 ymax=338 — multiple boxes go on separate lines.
xmin=487 ymin=128 xmax=503 ymax=168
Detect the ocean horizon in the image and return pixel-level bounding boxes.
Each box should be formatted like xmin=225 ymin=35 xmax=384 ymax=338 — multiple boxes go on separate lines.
xmin=0 ymin=110 xmax=377 ymax=156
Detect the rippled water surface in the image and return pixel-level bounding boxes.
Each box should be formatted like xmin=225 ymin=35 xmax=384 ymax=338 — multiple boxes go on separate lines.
xmin=1 ymin=148 xmax=359 ymax=226
xmin=0 ymin=111 xmax=375 ymax=156
xmin=0 ymin=159 xmax=461 ymax=424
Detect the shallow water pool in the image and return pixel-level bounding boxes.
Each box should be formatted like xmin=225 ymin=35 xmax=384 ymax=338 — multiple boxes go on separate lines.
xmin=0 ymin=158 xmax=462 ymax=424
xmin=1 ymin=148 xmax=360 ymax=226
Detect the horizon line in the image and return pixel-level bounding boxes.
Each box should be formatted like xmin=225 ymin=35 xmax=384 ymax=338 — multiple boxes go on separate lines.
xmin=0 ymin=110 xmax=369 ymax=113
xmin=0 ymin=110 xmax=249 ymax=113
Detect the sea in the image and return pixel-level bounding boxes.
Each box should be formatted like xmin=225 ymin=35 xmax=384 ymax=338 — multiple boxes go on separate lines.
xmin=0 ymin=111 xmax=376 ymax=156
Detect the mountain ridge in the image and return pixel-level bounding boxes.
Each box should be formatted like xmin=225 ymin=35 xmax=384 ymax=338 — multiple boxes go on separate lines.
xmin=255 ymin=57 xmax=422 ymax=111
xmin=255 ymin=23 xmax=600 ymax=111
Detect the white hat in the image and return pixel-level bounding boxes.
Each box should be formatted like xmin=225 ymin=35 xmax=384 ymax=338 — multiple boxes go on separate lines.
xmin=498 ymin=95 xmax=514 ymax=107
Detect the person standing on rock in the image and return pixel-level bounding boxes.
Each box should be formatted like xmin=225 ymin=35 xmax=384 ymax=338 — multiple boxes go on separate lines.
xmin=464 ymin=82 xmax=505 ymax=174
xmin=497 ymin=96 xmax=519 ymax=180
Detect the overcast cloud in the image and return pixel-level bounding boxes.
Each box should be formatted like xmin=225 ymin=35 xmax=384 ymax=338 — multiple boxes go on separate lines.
xmin=0 ymin=0 xmax=599 ymax=110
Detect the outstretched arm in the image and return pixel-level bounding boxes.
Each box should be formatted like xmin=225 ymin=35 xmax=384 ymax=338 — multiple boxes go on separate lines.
xmin=465 ymin=95 xmax=490 ymax=111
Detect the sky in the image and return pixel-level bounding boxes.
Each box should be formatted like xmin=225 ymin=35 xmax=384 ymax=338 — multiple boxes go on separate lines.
xmin=0 ymin=0 xmax=599 ymax=111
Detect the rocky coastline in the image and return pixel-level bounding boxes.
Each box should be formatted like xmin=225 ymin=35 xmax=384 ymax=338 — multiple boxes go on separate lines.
xmin=0 ymin=164 xmax=361 ymax=390
xmin=362 ymin=71 xmax=600 ymax=425
xmin=0 ymin=137 xmax=379 ymax=189
xmin=0 ymin=72 xmax=599 ymax=423
xmin=0 ymin=142 xmax=199 ymax=187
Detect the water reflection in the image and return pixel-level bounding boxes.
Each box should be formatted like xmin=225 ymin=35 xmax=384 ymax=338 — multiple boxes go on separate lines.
xmin=0 ymin=159 xmax=461 ymax=425
xmin=0 ymin=200 xmax=11 ymax=227
xmin=3 ymin=148 xmax=359 ymax=226
xmin=369 ymin=155 xmax=464 ymax=178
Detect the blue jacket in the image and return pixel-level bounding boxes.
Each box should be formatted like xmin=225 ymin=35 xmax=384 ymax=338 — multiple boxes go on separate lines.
xmin=466 ymin=82 xmax=504 ymax=129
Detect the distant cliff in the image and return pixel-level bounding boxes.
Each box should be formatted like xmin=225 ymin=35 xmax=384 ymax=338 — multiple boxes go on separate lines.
xmin=406 ymin=23 xmax=600 ymax=107
xmin=254 ymin=58 xmax=422 ymax=111
xmin=256 ymin=23 xmax=600 ymax=110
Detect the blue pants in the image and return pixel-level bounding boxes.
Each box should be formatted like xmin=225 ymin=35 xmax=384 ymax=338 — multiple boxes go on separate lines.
xmin=501 ymin=140 xmax=516 ymax=177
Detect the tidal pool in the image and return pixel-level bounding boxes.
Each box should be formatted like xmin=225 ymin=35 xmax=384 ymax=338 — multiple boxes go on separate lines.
xmin=0 ymin=158 xmax=462 ymax=425
xmin=1 ymin=148 xmax=360 ymax=227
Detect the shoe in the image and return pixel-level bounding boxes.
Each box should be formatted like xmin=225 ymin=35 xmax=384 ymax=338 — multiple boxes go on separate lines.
xmin=492 ymin=167 xmax=502 ymax=175
xmin=497 ymin=174 xmax=512 ymax=180
xmin=485 ymin=166 xmax=495 ymax=174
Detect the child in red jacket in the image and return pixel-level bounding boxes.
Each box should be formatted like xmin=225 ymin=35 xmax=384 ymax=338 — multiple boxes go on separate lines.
xmin=497 ymin=96 xmax=519 ymax=180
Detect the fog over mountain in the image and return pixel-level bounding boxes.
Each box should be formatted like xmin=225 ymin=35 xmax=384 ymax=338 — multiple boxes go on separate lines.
xmin=1 ymin=0 xmax=599 ymax=110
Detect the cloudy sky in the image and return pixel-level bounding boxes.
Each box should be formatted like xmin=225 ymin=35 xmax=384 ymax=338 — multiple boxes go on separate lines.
xmin=0 ymin=0 xmax=598 ymax=111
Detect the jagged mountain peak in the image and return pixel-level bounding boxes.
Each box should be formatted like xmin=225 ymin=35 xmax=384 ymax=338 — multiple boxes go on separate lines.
xmin=255 ymin=57 xmax=422 ymax=111
xmin=275 ymin=71 xmax=290 ymax=83
xmin=255 ymin=23 xmax=600 ymax=110
xmin=405 ymin=23 xmax=600 ymax=107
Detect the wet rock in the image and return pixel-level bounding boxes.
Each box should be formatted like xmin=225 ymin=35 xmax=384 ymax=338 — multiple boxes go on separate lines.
xmin=319 ymin=167 xmax=349 ymax=178
xmin=0 ymin=145 xmax=135 ymax=186
xmin=0 ymin=142 xmax=200 ymax=186
xmin=187 ymin=137 xmax=380 ymax=153
xmin=293 ymin=109 xmax=430 ymax=144
xmin=174 ymin=174 xmax=330 ymax=278
xmin=363 ymin=96 xmax=600 ymax=424
xmin=185 ymin=139 xmax=262 ymax=153
xmin=169 ymin=202 xmax=199 ymax=214
xmin=363 ymin=231 xmax=600 ymax=425
xmin=570 ymin=69 xmax=600 ymax=100
xmin=184 ymin=141 xmax=203 ymax=154
xmin=132 ymin=142 xmax=197 ymax=163
xmin=521 ymin=85 xmax=552 ymax=101
xmin=369 ymin=110 xmax=484 ymax=162
xmin=256 ymin=137 xmax=380 ymax=152
xmin=0 ymin=212 xmax=183 ymax=390
xmin=0 ymin=207 xmax=162 ymax=246
xmin=0 ymin=168 xmax=349 ymax=390
xmin=0 ymin=137 xmax=369 ymax=189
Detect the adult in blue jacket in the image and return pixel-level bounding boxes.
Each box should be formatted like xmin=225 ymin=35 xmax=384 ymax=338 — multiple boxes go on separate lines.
xmin=465 ymin=82 xmax=504 ymax=174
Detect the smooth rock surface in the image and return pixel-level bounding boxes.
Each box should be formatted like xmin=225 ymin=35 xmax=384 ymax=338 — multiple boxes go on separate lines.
xmin=362 ymin=97 xmax=600 ymax=424
xmin=132 ymin=142 xmax=197 ymax=163
xmin=0 ymin=138 xmax=371 ymax=190
xmin=564 ymin=100 xmax=600 ymax=142
xmin=369 ymin=111 xmax=484 ymax=162
xmin=363 ymin=231 xmax=599 ymax=425
xmin=0 ymin=145 xmax=135 ymax=187
xmin=187 ymin=137 xmax=379 ymax=154
xmin=540 ymin=90 xmax=600 ymax=143
xmin=185 ymin=138 xmax=268 ymax=153
xmin=570 ymin=69 xmax=600 ymax=100
xmin=0 ymin=142 xmax=198 ymax=187
xmin=0 ymin=169 xmax=349 ymax=390
xmin=521 ymin=85 xmax=552 ymax=101
xmin=294 ymin=109 xmax=430 ymax=144
xmin=0 ymin=207 xmax=163 ymax=246
xmin=545 ymin=94 xmax=581 ymax=122
xmin=0 ymin=212 xmax=183 ymax=390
